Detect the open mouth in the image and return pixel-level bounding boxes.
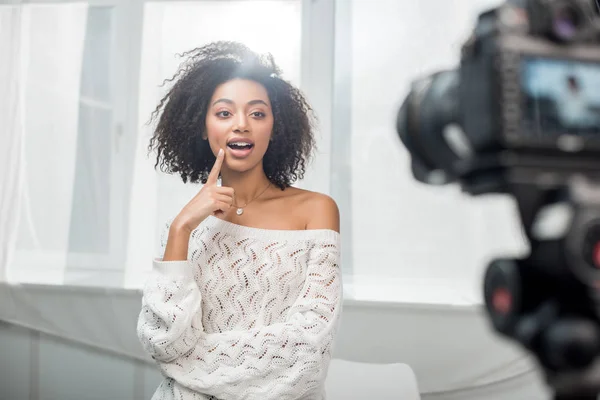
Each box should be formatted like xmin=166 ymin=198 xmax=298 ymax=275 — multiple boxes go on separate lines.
xmin=227 ymin=142 xmax=255 ymax=150
xmin=226 ymin=139 xmax=255 ymax=159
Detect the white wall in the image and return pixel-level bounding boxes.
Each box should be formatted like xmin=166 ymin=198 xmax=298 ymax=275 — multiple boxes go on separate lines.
xmin=0 ymin=321 xmax=163 ymax=400
xmin=0 ymin=284 xmax=551 ymax=400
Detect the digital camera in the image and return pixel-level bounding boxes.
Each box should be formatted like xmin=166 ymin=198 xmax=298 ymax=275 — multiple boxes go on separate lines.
xmin=397 ymin=0 xmax=600 ymax=194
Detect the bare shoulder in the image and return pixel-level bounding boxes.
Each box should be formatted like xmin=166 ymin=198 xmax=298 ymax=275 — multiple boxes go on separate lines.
xmin=283 ymin=187 xmax=340 ymax=233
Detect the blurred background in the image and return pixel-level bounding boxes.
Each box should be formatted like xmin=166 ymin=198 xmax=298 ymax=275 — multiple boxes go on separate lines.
xmin=0 ymin=0 xmax=552 ymax=399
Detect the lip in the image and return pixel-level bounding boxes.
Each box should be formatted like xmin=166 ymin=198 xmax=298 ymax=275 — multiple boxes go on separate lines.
xmin=227 ymin=145 xmax=254 ymax=159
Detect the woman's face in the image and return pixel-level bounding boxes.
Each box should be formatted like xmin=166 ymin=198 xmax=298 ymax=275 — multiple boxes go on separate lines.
xmin=205 ymin=78 xmax=274 ymax=173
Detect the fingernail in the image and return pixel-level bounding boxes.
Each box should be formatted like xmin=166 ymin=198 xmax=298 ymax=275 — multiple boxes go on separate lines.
xmin=218 ymin=148 xmax=223 ymax=156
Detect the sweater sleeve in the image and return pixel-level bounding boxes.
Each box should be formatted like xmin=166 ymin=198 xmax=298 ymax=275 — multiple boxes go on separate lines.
xmin=136 ymin=221 xmax=204 ymax=362
xmin=157 ymin=236 xmax=342 ymax=400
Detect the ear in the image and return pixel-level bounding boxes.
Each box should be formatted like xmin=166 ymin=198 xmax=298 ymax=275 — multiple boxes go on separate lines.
xmin=200 ymin=126 xmax=208 ymax=140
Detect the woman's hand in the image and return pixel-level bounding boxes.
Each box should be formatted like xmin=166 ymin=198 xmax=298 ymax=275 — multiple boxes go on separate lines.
xmin=172 ymin=148 xmax=234 ymax=233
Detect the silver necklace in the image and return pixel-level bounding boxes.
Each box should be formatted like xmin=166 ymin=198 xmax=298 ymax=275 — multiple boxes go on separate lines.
xmin=233 ymin=182 xmax=271 ymax=215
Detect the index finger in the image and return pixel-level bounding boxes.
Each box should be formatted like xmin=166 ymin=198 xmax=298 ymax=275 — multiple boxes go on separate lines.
xmin=207 ymin=148 xmax=224 ymax=185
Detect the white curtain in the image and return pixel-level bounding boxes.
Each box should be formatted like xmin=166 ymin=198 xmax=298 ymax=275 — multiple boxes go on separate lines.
xmin=7 ymin=3 xmax=88 ymax=284
xmin=0 ymin=5 xmax=24 ymax=283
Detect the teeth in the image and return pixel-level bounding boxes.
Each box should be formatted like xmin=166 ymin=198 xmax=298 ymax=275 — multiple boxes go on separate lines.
xmin=230 ymin=142 xmax=251 ymax=147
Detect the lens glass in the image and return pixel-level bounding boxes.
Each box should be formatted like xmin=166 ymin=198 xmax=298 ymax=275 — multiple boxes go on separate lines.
xmin=552 ymin=5 xmax=580 ymax=40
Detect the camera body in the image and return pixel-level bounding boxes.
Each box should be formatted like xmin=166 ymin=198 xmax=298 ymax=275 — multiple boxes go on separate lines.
xmin=398 ymin=0 xmax=600 ymax=193
xmin=463 ymin=0 xmax=600 ymax=149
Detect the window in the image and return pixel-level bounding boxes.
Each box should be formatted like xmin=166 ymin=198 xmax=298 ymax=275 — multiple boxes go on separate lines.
xmin=11 ymin=3 xmax=122 ymax=286
xmin=332 ymin=0 xmax=527 ymax=303
xmin=67 ymin=6 xmax=114 ymax=278
xmin=6 ymin=0 xmax=324 ymax=289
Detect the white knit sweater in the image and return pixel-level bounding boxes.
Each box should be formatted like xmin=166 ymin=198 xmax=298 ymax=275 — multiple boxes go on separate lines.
xmin=137 ymin=215 xmax=343 ymax=400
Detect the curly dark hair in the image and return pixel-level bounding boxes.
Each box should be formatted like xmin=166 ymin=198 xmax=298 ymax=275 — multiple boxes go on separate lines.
xmin=148 ymin=41 xmax=316 ymax=190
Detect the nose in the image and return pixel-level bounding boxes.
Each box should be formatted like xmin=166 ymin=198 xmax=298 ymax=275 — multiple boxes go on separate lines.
xmin=233 ymin=113 xmax=250 ymax=133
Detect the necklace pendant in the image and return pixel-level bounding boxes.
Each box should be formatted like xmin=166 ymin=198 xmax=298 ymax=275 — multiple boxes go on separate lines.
xmin=236 ymin=208 xmax=244 ymax=216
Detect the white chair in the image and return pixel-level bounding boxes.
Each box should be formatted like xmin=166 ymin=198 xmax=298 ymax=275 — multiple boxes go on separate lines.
xmin=324 ymin=359 xmax=421 ymax=400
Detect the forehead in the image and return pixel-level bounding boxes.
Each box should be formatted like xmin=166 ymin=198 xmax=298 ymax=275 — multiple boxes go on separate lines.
xmin=211 ymin=78 xmax=271 ymax=105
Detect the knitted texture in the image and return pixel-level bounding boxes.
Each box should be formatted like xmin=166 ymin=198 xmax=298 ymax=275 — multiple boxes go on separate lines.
xmin=137 ymin=215 xmax=342 ymax=400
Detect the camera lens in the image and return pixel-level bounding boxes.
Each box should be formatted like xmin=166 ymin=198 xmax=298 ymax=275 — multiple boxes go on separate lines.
xmin=551 ymin=3 xmax=583 ymax=41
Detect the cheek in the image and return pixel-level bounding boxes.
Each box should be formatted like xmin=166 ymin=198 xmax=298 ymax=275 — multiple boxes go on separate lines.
xmin=205 ymin=118 xmax=228 ymax=144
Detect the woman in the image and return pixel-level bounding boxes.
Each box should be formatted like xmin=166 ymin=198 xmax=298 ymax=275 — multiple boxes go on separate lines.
xmin=137 ymin=41 xmax=342 ymax=400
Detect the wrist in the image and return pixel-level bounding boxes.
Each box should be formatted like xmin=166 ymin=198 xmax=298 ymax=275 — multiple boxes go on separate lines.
xmin=163 ymin=220 xmax=192 ymax=262
xmin=171 ymin=216 xmax=194 ymax=235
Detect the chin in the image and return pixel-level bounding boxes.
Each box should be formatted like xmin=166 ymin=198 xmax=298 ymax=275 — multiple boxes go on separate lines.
xmin=225 ymin=159 xmax=261 ymax=174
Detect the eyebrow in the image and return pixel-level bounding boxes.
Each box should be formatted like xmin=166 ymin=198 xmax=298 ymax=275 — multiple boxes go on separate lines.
xmin=247 ymin=99 xmax=269 ymax=107
xmin=212 ymin=98 xmax=270 ymax=107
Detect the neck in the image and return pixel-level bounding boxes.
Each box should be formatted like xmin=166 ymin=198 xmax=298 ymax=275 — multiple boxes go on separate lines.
xmin=221 ymin=163 xmax=272 ymax=206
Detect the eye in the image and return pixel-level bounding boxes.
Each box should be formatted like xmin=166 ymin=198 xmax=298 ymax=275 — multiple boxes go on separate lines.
xmin=251 ymin=111 xmax=266 ymax=118
xmin=216 ymin=111 xmax=232 ymax=118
